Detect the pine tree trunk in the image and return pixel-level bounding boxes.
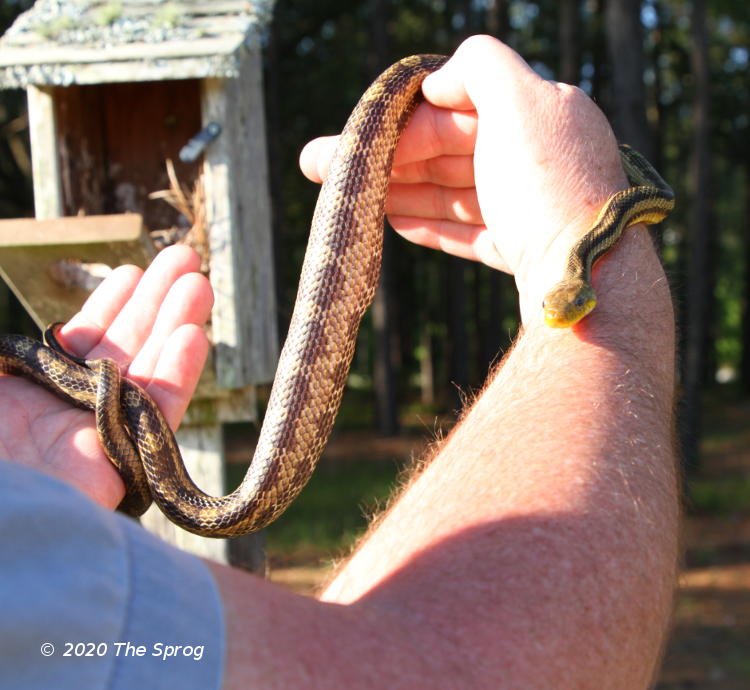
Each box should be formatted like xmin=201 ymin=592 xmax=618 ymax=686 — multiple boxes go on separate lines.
xmin=447 ymin=256 xmax=469 ymax=409
xmin=648 ymin=0 xmax=666 ymax=254
xmin=485 ymin=0 xmax=508 ymax=38
xmin=482 ymin=271 xmax=506 ymax=371
xmin=680 ymin=0 xmax=713 ymax=468
xmin=604 ymin=0 xmax=653 ymax=159
xmin=559 ymin=0 xmax=581 ymax=85
xmin=484 ymin=0 xmax=509 ymax=376
xmin=590 ymin=0 xmax=608 ymax=105
xmin=370 ymin=0 xmax=400 ymax=436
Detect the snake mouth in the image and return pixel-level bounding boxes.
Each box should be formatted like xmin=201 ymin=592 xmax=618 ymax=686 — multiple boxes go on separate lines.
xmin=543 ymin=298 xmax=597 ymax=328
xmin=543 ymin=309 xmax=571 ymax=328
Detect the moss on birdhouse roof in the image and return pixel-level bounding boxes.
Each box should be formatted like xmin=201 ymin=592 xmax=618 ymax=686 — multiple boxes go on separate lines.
xmin=0 ymin=0 xmax=274 ymax=88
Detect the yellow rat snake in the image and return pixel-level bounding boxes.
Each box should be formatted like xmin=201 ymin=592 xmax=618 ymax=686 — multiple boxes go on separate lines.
xmin=0 ymin=55 xmax=674 ymax=538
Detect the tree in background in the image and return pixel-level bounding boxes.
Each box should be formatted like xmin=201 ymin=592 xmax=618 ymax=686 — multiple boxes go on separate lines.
xmin=558 ymin=0 xmax=581 ymax=85
xmin=370 ymin=0 xmax=401 ymax=435
xmin=605 ymin=0 xmax=654 ymax=158
xmin=681 ymin=0 xmax=714 ymax=467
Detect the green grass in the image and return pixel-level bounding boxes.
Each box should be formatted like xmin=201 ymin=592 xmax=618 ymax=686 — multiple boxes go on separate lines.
xmin=683 ymin=393 xmax=750 ymax=515
xmin=686 ymin=476 xmax=750 ymax=515
xmin=233 ymin=391 xmax=750 ymax=563
xmin=227 ymin=457 xmax=404 ymax=565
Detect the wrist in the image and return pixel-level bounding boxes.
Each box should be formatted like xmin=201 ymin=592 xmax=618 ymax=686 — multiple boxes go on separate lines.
xmin=513 ymin=155 xmax=631 ymax=328
xmin=583 ymin=224 xmax=674 ymax=342
xmin=519 ymin=224 xmax=673 ymax=361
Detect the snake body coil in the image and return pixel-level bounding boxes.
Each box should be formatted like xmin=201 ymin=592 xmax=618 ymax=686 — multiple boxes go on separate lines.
xmin=0 ymin=55 xmax=449 ymax=538
xmin=0 ymin=55 xmax=674 ymax=537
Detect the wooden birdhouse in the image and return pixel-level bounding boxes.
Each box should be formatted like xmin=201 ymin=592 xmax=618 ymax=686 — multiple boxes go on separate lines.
xmin=0 ymin=0 xmax=278 ymax=568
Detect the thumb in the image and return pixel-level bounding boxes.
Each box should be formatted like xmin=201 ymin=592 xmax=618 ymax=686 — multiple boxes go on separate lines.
xmin=299 ymin=135 xmax=340 ymax=184
xmin=421 ymin=35 xmax=541 ymax=113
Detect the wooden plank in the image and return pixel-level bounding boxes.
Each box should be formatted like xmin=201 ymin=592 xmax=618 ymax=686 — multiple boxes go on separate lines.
xmin=113 ymin=0 xmax=256 ymax=13
xmin=0 ymin=214 xmax=155 ymax=329
xmin=100 ymin=80 xmax=202 ymax=229
xmin=50 ymin=79 xmax=202 ymax=227
xmin=201 ymin=47 xmax=278 ymax=388
xmin=231 ymin=50 xmax=278 ymax=384
xmin=54 ymin=84 xmax=107 ymax=216
xmin=0 ymin=37 xmax=246 ymax=67
xmin=0 ymin=213 xmax=145 ymax=246
xmin=1 ymin=54 xmax=245 ymax=88
xmin=1 ymin=0 xmax=257 ymax=43
xmin=27 ymin=85 xmax=62 ymax=219
xmin=182 ymin=379 xmax=258 ymax=426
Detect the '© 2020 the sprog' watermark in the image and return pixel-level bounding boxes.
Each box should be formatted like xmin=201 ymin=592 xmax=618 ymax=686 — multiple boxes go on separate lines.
xmin=40 ymin=641 xmax=205 ymax=661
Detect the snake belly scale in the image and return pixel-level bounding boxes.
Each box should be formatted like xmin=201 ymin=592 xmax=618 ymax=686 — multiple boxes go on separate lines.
xmin=0 ymin=55 xmax=674 ymax=538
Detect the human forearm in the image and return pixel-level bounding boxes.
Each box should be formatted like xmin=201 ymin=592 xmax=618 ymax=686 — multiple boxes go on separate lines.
xmin=322 ymin=226 xmax=678 ymax=688
xmin=212 ymin=36 xmax=679 ymax=689
xmin=198 ymin=224 xmax=679 ymax=690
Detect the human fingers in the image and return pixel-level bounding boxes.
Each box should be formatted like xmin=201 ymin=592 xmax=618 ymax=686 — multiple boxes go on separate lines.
xmin=298 ymin=105 xmax=477 ymax=184
xmin=423 ymin=34 xmax=626 ymax=224
xmin=385 ymin=182 xmax=482 ymax=225
xmin=60 ymin=264 xmax=143 ymax=355
xmin=141 ymin=323 xmax=210 ymax=430
xmin=392 ymin=104 xmax=476 ymax=167
xmin=389 ymin=215 xmax=509 ymax=273
xmin=421 ymin=34 xmax=540 ymax=112
xmin=126 ymin=270 xmax=213 ymax=384
xmin=421 ymin=35 xmax=629 ymax=304
xmin=299 ymin=135 xmax=338 ymax=183
xmin=60 ymin=245 xmax=203 ymax=367
xmin=390 ymin=154 xmax=474 ymax=186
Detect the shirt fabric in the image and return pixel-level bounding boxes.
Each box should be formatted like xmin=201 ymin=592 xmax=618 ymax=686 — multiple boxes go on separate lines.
xmin=0 ymin=460 xmax=225 ymax=690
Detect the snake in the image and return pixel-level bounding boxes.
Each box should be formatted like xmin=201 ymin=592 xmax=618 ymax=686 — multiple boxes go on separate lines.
xmin=0 ymin=55 xmax=674 ymax=538
xmin=542 ymin=143 xmax=675 ymax=327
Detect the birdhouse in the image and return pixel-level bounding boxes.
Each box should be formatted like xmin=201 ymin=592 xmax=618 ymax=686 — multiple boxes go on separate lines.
xmin=0 ymin=0 xmax=278 ymax=568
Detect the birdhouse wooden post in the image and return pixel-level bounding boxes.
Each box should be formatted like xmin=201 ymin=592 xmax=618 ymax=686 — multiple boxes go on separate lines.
xmin=0 ymin=1 xmax=278 ymax=571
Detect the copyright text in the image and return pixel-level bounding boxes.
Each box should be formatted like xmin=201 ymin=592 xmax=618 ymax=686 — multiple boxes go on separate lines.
xmin=40 ymin=641 xmax=205 ymax=661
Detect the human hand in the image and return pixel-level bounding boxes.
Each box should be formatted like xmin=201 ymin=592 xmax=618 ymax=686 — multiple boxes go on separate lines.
xmin=299 ymin=35 xmax=629 ymax=324
xmin=0 ymin=245 xmax=213 ymax=509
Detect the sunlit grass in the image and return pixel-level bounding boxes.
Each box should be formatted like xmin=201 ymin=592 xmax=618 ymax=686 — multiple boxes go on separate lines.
xmin=227 ymin=457 xmax=403 ymax=565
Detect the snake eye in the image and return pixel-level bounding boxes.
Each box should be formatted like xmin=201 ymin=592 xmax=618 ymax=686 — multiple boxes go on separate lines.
xmin=575 ymin=297 xmax=585 ymax=308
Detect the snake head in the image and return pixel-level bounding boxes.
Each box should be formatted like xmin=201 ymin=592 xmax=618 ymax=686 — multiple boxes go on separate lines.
xmin=542 ymin=280 xmax=597 ymax=328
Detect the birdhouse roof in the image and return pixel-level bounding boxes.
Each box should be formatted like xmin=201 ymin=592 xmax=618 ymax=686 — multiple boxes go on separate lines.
xmin=0 ymin=0 xmax=273 ymax=88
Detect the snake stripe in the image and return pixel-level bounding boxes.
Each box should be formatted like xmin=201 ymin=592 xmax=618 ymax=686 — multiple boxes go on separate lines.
xmin=0 ymin=54 xmax=448 ymax=538
xmin=569 ymin=185 xmax=671 ymax=278
xmin=543 ymin=144 xmax=675 ymax=327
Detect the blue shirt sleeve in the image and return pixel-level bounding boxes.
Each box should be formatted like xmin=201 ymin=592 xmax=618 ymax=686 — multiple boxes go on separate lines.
xmin=0 ymin=460 xmax=224 ymax=690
